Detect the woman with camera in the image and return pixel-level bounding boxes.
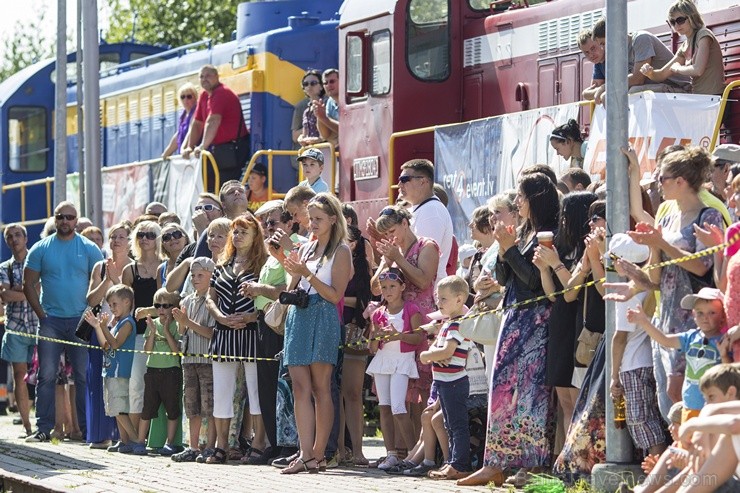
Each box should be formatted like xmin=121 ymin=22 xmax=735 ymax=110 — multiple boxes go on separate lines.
xmin=280 ymin=193 xmax=351 ymax=474
xmin=206 ymin=215 xmax=267 ymax=464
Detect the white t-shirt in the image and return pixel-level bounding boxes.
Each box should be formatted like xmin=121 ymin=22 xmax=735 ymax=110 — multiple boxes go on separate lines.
xmin=615 ymin=291 xmax=653 ymax=372
xmin=733 ymin=434 xmax=740 ymax=478
xmin=410 ymin=197 xmax=453 ymax=286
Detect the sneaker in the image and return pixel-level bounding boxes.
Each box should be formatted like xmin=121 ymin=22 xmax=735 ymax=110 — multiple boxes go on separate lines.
xmin=377 ymin=454 xmax=400 ymax=471
xmin=172 ymin=448 xmax=200 ymax=462
xmin=89 ymin=440 xmax=112 ymax=450
xmin=271 ymin=452 xmax=299 ymax=469
xmin=196 ymin=448 xmax=215 ymax=464
xmin=386 ymin=460 xmax=416 ymax=475
xmin=157 ymin=444 xmax=181 ymax=456
xmin=132 ymin=442 xmax=148 ymax=456
xmin=404 ymin=462 xmax=437 ymax=477
xmin=107 ymin=441 xmax=123 ymax=453
xmin=25 ymin=431 xmax=50 ymax=443
xmin=118 ymin=442 xmax=136 ymax=454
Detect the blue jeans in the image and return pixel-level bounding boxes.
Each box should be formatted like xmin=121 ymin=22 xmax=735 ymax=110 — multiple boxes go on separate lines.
xmin=437 ymin=376 xmax=471 ymax=472
xmin=36 ymin=316 xmax=89 ymax=436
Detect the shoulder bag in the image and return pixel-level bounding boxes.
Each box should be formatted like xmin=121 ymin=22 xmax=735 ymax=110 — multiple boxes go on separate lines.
xmin=458 ymin=292 xmax=503 ymax=346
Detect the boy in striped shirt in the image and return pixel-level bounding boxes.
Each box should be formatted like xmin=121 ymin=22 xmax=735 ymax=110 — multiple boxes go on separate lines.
xmin=420 ymin=275 xmax=472 ymax=480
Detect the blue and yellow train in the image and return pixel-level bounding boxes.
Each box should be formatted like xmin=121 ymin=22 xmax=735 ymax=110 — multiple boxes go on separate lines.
xmin=0 ymin=0 xmax=342 ymax=255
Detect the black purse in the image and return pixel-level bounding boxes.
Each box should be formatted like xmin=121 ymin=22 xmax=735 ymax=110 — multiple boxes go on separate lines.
xmin=75 ymin=304 xmax=101 ymax=342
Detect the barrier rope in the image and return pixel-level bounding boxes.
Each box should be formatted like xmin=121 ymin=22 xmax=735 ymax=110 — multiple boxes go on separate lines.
xmin=6 ymin=231 xmax=739 ymax=355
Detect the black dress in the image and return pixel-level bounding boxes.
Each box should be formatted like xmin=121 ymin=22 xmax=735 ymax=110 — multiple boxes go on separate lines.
xmin=132 ymin=262 xmax=157 ymax=335
xmin=545 ymin=253 xmax=579 ymax=387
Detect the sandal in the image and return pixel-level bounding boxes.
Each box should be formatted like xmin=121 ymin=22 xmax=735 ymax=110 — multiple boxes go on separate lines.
xmin=228 ymin=447 xmax=244 ymax=461
xmin=206 ymin=448 xmax=227 ymax=464
xmin=240 ymin=447 xmax=267 ymax=465
xmin=351 ymin=456 xmax=370 ymax=468
xmin=280 ymin=457 xmax=319 ymax=475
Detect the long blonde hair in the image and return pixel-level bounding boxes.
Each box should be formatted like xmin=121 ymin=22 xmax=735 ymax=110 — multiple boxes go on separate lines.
xmin=307 ymin=193 xmax=347 ymax=261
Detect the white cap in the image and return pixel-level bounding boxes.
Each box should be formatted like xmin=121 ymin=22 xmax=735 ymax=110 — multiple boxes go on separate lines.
xmin=680 ymin=288 xmax=724 ymax=310
xmin=458 ymin=244 xmax=477 ymax=262
xmin=606 ymin=233 xmax=649 ymax=264
xmin=712 ymin=143 xmax=740 ymax=163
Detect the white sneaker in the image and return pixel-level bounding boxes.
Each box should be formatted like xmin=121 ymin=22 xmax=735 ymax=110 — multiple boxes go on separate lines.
xmin=377 ymin=454 xmax=399 ymax=470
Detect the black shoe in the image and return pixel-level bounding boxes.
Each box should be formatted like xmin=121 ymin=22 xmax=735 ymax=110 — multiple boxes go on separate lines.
xmin=12 ymin=418 xmax=23 ymax=425
xmin=386 ymin=460 xmax=417 ymax=475
xmin=25 ymin=431 xmax=50 ymax=443
xmin=403 ymin=462 xmax=436 ymax=477
xmin=271 ymin=451 xmax=299 ymax=468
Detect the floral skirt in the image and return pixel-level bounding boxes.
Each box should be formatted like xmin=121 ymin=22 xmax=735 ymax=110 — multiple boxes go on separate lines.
xmin=483 ymin=303 xmax=556 ymax=469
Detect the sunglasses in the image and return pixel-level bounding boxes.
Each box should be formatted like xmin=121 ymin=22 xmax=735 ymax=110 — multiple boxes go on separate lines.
xmin=162 ymin=230 xmax=184 ymax=242
xmin=379 ymin=271 xmax=404 ymax=283
xmin=696 ymin=337 xmax=710 ymax=359
xmin=658 ymin=175 xmax=677 ymax=184
xmin=153 ymin=303 xmax=174 ymax=309
xmin=180 ymin=94 xmax=194 ymax=100
xmin=398 ymin=175 xmax=425 ymax=184
xmin=55 ymin=213 xmax=76 ymax=221
xmin=302 ymin=80 xmax=320 ymax=87
xmin=379 ymin=207 xmax=397 ymax=217
xmin=136 ymin=231 xmax=158 ymax=240
xmin=668 ymin=16 xmax=688 ymax=27
xmin=194 ymin=204 xmax=221 ymax=212
xmin=265 ymin=219 xmax=279 ymax=227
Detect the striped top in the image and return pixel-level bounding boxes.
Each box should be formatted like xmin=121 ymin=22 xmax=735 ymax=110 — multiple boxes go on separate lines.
xmin=209 ymin=260 xmax=258 ymax=361
xmin=181 ymin=292 xmax=215 ymax=365
xmin=431 ymin=320 xmax=470 ymax=382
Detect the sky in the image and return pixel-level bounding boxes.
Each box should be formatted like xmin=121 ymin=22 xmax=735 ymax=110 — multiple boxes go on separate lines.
xmin=0 ymin=0 xmax=112 ymax=61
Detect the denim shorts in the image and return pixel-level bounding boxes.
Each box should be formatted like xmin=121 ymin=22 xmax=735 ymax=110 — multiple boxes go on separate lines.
xmin=1 ymin=331 xmax=35 ymax=363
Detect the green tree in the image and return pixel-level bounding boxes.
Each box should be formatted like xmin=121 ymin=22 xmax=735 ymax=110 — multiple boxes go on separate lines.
xmin=0 ymin=12 xmax=53 ymax=81
xmin=103 ymin=0 xmax=247 ymax=48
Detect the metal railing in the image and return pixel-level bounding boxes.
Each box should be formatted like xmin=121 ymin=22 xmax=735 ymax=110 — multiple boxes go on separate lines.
xmin=1 ymin=154 xmax=220 ymax=230
xmin=200 ymin=150 xmax=220 ymax=193
xmin=708 ymin=79 xmax=740 ymax=150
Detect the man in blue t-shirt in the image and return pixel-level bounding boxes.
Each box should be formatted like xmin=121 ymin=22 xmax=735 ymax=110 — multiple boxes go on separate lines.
xmin=23 ymin=201 xmax=103 ymax=442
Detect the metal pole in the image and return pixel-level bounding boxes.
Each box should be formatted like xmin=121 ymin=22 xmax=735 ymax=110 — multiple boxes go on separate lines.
xmin=605 ymin=1 xmax=632 ymax=463
xmin=82 ymin=0 xmax=102 ymax=227
xmin=54 ymin=0 xmax=67 ymax=206
xmin=77 ymin=0 xmax=85 ymax=214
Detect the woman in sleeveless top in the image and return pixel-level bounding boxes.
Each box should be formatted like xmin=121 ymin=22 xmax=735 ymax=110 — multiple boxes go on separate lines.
xmin=157 ymin=223 xmax=190 ymax=291
xmin=206 ymin=215 xmax=267 ymax=464
xmin=85 ymin=222 xmax=131 ymax=449
xmin=281 ymin=193 xmax=351 ymax=474
xmin=370 ymin=205 xmax=439 ymax=439
xmin=640 ymin=0 xmax=724 ymax=95
xmin=122 ymin=221 xmax=161 ymax=435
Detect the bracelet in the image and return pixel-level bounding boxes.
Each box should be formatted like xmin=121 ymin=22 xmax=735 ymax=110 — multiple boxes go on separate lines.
xmin=306 ymin=274 xmax=314 ymax=282
xmin=553 ymin=264 xmax=566 ymax=273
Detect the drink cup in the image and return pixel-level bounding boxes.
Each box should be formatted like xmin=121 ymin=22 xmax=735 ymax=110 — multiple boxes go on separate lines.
xmin=537 ymin=231 xmax=554 ymax=248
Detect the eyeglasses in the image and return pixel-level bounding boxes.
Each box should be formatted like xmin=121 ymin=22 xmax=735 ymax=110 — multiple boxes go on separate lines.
xmin=379 ymin=271 xmax=403 ymax=283
xmin=668 ymin=16 xmax=688 ymax=26
xmin=696 ymin=337 xmax=710 ymax=359
xmin=162 ymin=230 xmax=184 ymax=242
xmin=302 ymin=80 xmax=320 ymax=87
xmin=194 ymin=204 xmax=221 ymax=212
xmin=265 ymin=219 xmax=279 ymax=227
xmin=55 ymin=213 xmax=76 ymax=221
xmin=153 ymin=303 xmax=174 ymax=309
xmin=180 ymin=94 xmax=194 ymax=100
xmin=715 ymin=159 xmax=730 ymax=168
xmin=658 ymin=175 xmax=677 ymax=184
xmin=398 ymin=175 xmax=425 ymax=184
xmin=136 ymin=231 xmax=157 ymax=240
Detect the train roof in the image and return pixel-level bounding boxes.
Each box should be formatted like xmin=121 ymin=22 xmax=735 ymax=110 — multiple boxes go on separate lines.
xmin=338 ymin=0 xmax=396 ymax=28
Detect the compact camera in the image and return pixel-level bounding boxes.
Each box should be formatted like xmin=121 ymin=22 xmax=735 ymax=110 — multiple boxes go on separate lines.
xmin=279 ymin=288 xmax=309 ymax=308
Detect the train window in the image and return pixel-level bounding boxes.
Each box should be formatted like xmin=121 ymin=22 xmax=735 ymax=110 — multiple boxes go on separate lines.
xmin=407 ymin=0 xmax=450 ymax=81
xmin=8 ymin=107 xmax=48 ymax=173
xmin=346 ymin=34 xmax=365 ymax=97
xmin=370 ymin=31 xmax=391 ymax=95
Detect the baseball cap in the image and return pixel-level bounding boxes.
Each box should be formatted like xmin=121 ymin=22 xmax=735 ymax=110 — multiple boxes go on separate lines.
xmin=712 ymin=143 xmax=740 ymax=164
xmin=606 ymin=233 xmax=649 ymax=264
xmin=458 ymin=244 xmax=477 ymax=262
xmin=250 ymin=162 xmax=267 ymax=176
xmin=679 ymin=287 xmax=724 ymax=310
xmin=190 ymin=256 xmax=216 ymax=273
xmin=254 ymin=199 xmax=284 ymax=217
xmin=297 ymin=148 xmax=325 ymax=164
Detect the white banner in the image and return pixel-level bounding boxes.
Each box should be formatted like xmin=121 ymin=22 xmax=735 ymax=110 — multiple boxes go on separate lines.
xmin=584 ymin=93 xmax=721 ymax=179
xmin=164 ymin=157 xmax=204 ymax=234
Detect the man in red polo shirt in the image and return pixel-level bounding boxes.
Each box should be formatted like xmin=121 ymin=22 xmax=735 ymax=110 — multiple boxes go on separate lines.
xmin=183 ymin=65 xmax=250 ymax=189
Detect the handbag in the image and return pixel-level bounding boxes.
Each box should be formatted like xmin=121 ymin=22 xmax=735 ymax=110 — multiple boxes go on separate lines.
xmin=264 ymin=301 xmax=288 ymax=335
xmin=686 ymin=207 xmax=717 ymax=293
xmin=575 ymin=328 xmax=602 ymax=366
xmin=458 ymin=293 xmax=502 ymax=346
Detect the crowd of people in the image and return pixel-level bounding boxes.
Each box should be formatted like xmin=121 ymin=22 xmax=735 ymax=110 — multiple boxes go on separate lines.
xmin=1 ymin=1 xmax=740 ymax=491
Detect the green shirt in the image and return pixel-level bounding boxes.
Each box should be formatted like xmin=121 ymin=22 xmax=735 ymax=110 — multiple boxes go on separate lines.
xmin=145 ymin=319 xmax=181 ymax=368
xmin=254 ymin=233 xmax=308 ymax=311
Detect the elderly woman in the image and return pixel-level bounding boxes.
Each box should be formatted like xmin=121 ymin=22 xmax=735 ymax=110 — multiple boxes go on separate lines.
xmin=85 ymin=222 xmax=131 ymax=450
xmin=162 ymin=82 xmax=198 ymax=158
xmin=640 ymin=0 xmax=724 ymax=95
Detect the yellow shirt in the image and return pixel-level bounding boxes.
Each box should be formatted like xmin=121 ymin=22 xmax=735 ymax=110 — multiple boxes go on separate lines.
xmin=654 ymin=188 xmax=731 ymax=226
